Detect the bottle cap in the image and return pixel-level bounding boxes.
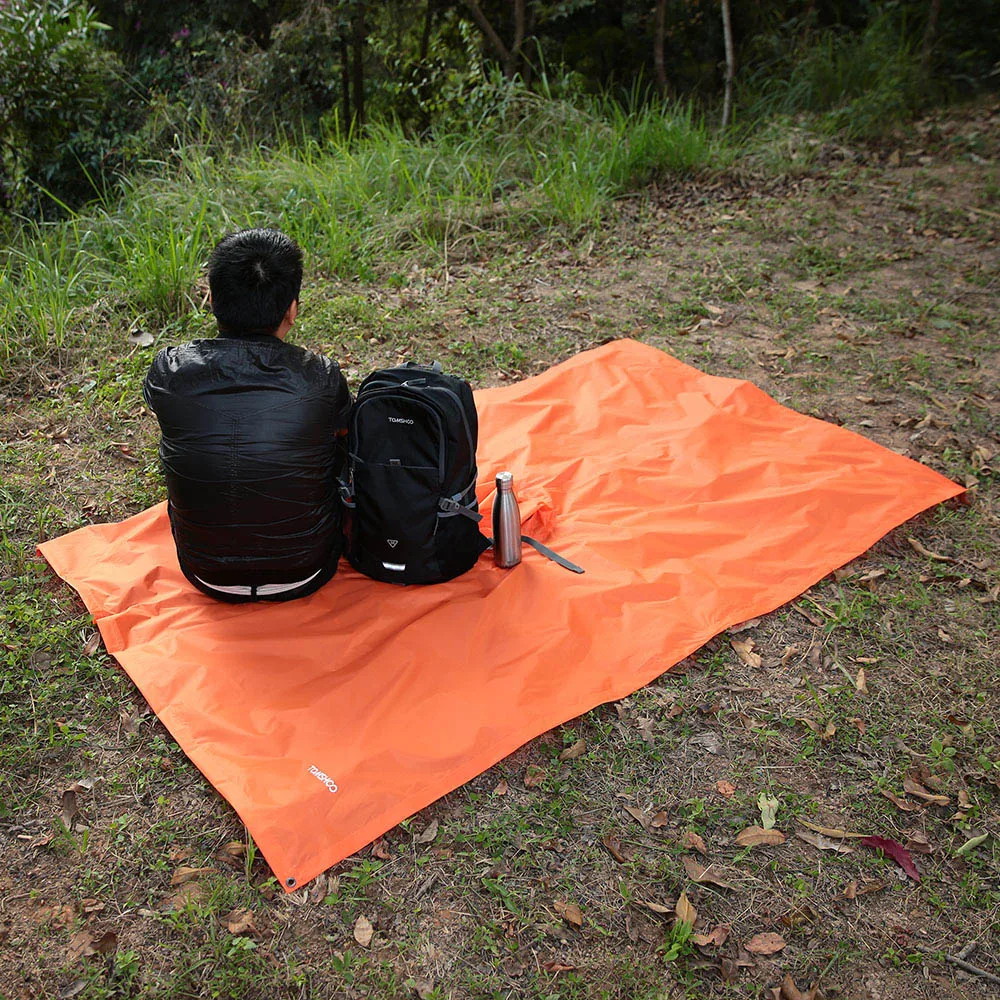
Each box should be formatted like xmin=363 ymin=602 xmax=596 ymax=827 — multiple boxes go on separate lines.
xmin=496 ymin=471 xmax=513 ymax=491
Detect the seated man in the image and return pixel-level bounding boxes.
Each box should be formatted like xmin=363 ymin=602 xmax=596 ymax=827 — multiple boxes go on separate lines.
xmin=143 ymin=228 xmax=352 ymax=602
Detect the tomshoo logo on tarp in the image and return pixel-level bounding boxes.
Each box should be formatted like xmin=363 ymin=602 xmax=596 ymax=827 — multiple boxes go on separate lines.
xmin=308 ymin=765 xmax=339 ymax=793
xmin=387 ymin=539 xmax=399 ymax=548
xmin=388 ymin=416 xmax=414 ymax=424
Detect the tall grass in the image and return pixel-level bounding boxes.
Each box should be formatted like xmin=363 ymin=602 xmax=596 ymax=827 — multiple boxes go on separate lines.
xmin=741 ymin=13 xmax=926 ymax=139
xmin=0 ymin=92 xmax=724 ymax=379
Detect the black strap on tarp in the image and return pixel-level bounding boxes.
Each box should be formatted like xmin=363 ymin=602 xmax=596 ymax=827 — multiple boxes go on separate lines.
xmin=487 ymin=535 xmax=585 ymax=574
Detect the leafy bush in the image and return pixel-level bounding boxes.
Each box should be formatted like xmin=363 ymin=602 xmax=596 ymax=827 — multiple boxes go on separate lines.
xmin=0 ymin=0 xmax=122 ymax=210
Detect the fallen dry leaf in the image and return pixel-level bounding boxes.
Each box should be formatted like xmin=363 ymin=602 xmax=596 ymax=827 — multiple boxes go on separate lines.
xmin=622 ymin=805 xmax=649 ymax=830
xmin=779 ymin=973 xmax=821 ymax=1000
xmin=780 ymin=902 xmax=818 ymax=929
xmin=67 ymin=929 xmax=117 ymax=963
xmin=217 ymin=841 xmax=246 ymax=865
xmin=855 ymin=667 xmax=868 ymax=693
xmin=225 ymin=908 xmax=256 ymax=935
xmin=371 ymin=838 xmax=392 ymax=860
xmin=860 ymin=836 xmax=921 ymax=881
xmin=730 ymin=637 xmax=762 ymax=668
xmin=635 ymin=899 xmax=673 ymax=915
xmin=492 ymin=778 xmax=509 ymax=796
xmin=82 ymin=633 xmax=101 ymax=657
xmin=674 ymin=891 xmax=697 ymax=927
xmin=903 ymin=775 xmax=950 ymax=806
xmin=541 ymin=961 xmax=577 ymax=973
xmin=650 ymin=810 xmax=669 ymax=828
xmin=60 ymin=789 xmax=82 ymax=830
xmin=692 ymin=924 xmax=730 ymax=947
xmin=171 ymin=866 xmax=217 ymax=886
xmin=524 ymin=765 xmax=547 ymax=788
xmin=682 ymin=855 xmax=735 ymax=889
xmin=838 ymin=879 xmax=888 ymax=900
xmin=601 ymin=834 xmax=627 ymax=863
xmin=907 ymin=537 xmax=956 ymax=562
xmin=416 ymin=819 xmax=439 ymax=844
xmin=715 ymin=780 xmax=736 ymax=798
xmin=353 ymin=914 xmax=374 ymax=947
xmin=158 ymin=882 xmax=206 ymax=912
xmin=880 ymin=788 xmax=919 ymax=812
xmin=904 ymin=832 xmax=933 ymax=855
xmin=558 ymin=739 xmax=587 ymax=761
xmin=735 ymin=826 xmax=786 ymax=848
xmin=795 ymin=829 xmax=855 ymax=854
xmin=798 ymin=819 xmax=867 ymax=838
xmin=48 ymin=904 xmax=76 ymax=929
xmin=554 ymin=900 xmax=583 ymax=928
xmin=681 ymin=830 xmax=708 ymax=856
xmin=780 ymin=645 xmax=800 ymax=666
xmin=745 ymin=931 xmax=786 ymax=955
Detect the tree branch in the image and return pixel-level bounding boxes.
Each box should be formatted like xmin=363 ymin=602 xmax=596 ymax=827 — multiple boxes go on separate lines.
xmin=462 ymin=0 xmax=511 ymax=68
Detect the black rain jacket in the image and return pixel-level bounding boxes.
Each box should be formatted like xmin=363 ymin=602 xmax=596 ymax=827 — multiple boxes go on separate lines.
xmin=143 ymin=333 xmax=352 ymax=594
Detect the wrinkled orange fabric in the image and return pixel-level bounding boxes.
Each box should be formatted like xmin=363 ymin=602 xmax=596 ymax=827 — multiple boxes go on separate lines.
xmin=39 ymin=340 xmax=962 ymax=891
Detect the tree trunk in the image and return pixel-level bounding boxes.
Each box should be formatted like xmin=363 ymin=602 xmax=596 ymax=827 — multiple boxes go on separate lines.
xmin=522 ymin=1 xmax=536 ymax=87
xmin=653 ymin=0 xmax=667 ymax=95
xmin=463 ymin=0 xmax=526 ymax=79
xmin=352 ymin=0 xmax=366 ymax=128
xmin=920 ymin=0 xmax=942 ymax=78
xmin=720 ymin=0 xmax=734 ymax=129
xmin=340 ymin=33 xmax=351 ymax=132
xmin=419 ymin=0 xmax=435 ymax=63
xmin=509 ymin=0 xmax=525 ymax=78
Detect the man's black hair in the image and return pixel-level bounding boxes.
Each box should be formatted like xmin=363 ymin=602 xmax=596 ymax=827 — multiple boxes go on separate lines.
xmin=207 ymin=229 xmax=303 ymax=336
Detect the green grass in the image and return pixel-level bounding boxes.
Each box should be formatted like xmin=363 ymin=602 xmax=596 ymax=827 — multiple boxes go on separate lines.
xmin=0 ymin=95 xmax=727 ymax=381
xmin=741 ymin=12 xmax=928 ymax=140
xmin=1 ymin=101 xmax=998 ymax=1000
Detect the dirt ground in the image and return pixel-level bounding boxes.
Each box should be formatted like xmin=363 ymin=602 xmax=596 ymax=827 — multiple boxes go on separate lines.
xmin=1 ymin=101 xmax=998 ymax=1000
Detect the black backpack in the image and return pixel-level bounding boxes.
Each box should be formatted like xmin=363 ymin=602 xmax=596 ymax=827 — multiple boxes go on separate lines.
xmin=342 ymin=362 xmax=490 ymax=584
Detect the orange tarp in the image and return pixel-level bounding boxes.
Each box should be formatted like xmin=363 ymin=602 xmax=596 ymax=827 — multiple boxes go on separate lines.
xmin=39 ymin=340 xmax=962 ymax=891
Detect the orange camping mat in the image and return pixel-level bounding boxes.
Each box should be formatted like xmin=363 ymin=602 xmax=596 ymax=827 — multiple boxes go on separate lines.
xmin=39 ymin=339 xmax=962 ymax=891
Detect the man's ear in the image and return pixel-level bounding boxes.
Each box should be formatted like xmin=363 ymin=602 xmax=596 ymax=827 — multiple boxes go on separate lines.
xmin=286 ymin=299 xmax=298 ymax=325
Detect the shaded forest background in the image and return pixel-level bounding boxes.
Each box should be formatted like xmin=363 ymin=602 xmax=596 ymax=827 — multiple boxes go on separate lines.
xmin=2 ymin=0 xmax=999 ymax=216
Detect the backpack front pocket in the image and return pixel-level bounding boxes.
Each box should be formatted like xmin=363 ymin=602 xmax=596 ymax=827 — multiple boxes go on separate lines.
xmin=348 ymin=460 xmax=441 ymax=583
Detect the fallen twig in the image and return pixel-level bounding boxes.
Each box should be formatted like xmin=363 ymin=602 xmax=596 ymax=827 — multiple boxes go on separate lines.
xmin=915 ymin=945 xmax=1000 ymax=985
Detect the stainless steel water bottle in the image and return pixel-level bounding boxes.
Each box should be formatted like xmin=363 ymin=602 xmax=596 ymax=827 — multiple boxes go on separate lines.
xmin=493 ymin=471 xmax=522 ymax=568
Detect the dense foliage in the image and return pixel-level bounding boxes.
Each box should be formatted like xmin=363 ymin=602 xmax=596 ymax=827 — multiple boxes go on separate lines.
xmin=1 ymin=0 xmax=998 ymax=213
xmin=0 ymin=0 xmax=121 ymax=210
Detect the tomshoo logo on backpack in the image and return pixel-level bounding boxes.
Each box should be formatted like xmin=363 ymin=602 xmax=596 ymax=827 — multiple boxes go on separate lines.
xmin=341 ymin=360 xmax=583 ymax=585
